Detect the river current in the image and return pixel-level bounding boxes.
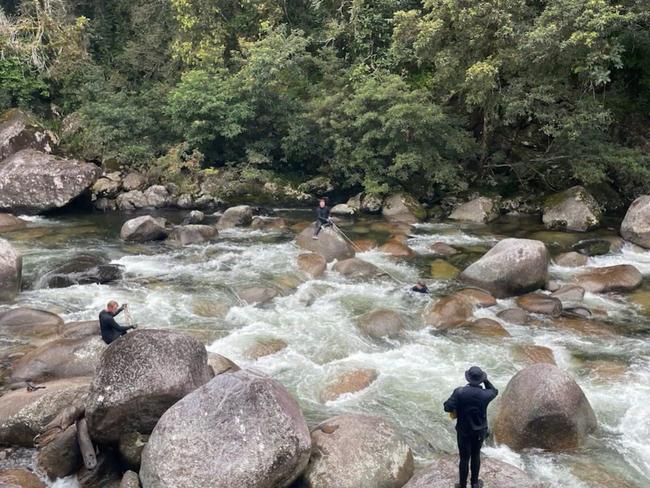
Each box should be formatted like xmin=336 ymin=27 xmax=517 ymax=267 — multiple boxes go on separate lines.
xmin=1 ymin=209 xmax=649 ymax=487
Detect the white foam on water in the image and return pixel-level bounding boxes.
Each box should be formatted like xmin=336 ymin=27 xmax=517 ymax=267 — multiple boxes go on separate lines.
xmin=50 ymin=476 xmax=79 ymax=488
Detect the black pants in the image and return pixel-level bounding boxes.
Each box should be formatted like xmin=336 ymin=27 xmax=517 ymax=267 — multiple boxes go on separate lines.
xmin=313 ymin=219 xmax=330 ymax=236
xmin=457 ymin=430 xmax=485 ymax=487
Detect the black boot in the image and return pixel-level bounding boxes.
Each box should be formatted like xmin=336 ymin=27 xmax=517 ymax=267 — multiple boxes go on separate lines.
xmin=455 ymin=484 xmax=466 ymax=488
xmin=471 ymin=480 xmax=484 ymax=488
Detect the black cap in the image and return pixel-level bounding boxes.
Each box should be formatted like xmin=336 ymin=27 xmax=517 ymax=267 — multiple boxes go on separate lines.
xmin=465 ymin=366 xmax=487 ymax=386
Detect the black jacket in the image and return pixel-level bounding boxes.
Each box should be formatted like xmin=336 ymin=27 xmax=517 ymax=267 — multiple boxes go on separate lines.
xmin=443 ymin=380 xmax=498 ymax=435
xmin=316 ymin=206 xmax=331 ymax=223
xmin=99 ymin=307 xmax=130 ymax=344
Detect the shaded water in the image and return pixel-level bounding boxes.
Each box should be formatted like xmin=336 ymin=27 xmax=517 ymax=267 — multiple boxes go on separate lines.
xmin=1 ymin=210 xmax=649 ymax=487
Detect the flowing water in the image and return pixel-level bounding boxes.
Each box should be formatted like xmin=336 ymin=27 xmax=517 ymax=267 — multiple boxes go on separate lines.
xmin=1 ymin=210 xmax=649 ymax=487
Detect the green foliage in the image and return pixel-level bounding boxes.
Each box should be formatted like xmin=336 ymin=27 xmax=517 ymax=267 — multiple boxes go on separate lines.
xmin=2 ymin=0 xmax=650 ymax=201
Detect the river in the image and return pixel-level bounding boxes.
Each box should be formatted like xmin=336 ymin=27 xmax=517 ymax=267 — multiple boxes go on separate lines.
xmin=1 ymin=209 xmax=649 ymax=487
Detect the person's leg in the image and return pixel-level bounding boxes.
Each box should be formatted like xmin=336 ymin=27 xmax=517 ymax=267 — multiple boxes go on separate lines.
xmin=457 ymin=432 xmax=471 ymax=488
xmin=313 ymin=220 xmax=322 ymax=237
xmin=469 ymin=432 xmax=485 ymax=487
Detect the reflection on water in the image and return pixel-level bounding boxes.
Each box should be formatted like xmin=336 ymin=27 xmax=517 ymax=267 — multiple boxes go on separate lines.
xmin=0 ymin=210 xmax=649 ymax=487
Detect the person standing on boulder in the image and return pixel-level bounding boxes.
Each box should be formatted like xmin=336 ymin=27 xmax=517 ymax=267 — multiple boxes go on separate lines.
xmin=313 ymin=197 xmax=332 ymax=239
xmin=99 ymin=301 xmax=135 ymax=344
xmin=443 ymin=366 xmax=498 ymax=488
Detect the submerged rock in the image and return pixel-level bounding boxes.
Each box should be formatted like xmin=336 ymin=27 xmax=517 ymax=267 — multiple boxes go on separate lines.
xmin=166 ymin=224 xmax=217 ymax=246
xmin=0 ymin=213 xmax=26 ymax=232
xmin=423 ymin=294 xmax=473 ymax=329
xmin=297 ymin=253 xmax=327 ymax=278
xmin=620 ymin=195 xmax=650 ymax=248
xmin=296 ymin=226 xmax=355 ymax=262
xmin=357 ymin=309 xmax=407 ymax=339
xmin=430 ymin=242 xmax=459 ymax=257
xmin=140 ymin=369 xmax=311 ymax=488
xmin=0 ymin=149 xmax=100 ymax=214
xmin=382 ymin=194 xmax=425 ymax=224
xmin=572 ymin=238 xmax=610 ymax=256
xmin=238 ymin=286 xmax=279 ymax=305
xmin=120 ymin=215 xmax=168 ymax=242
xmin=319 ymin=369 xmax=378 ymax=402
xmin=379 ymin=239 xmax=415 ymax=257
xmin=0 ymin=377 xmax=90 ymax=447
xmin=245 ymin=338 xmax=288 ymax=359
xmin=430 ymin=259 xmax=460 ymax=279
xmin=497 ymin=308 xmax=529 ymax=324
xmin=461 ymin=318 xmax=510 ymax=337
xmin=332 ymin=258 xmax=379 ymax=279
xmin=574 ymin=265 xmax=642 ymax=293
xmin=85 ymin=329 xmax=213 ymax=444
xmin=303 ymin=414 xmax=413 ymax=488
xmin=554 ymin=251 xmax=589 ymax=268
xmin=448 ymin=197 xmax=499 ymax=223
xmin=542 ymin=186 xmax=602 ymax=232
xmin=0 ymin=238 xmax=21 ymax=301
xmin=493 ymin=363 xmax=598 ymax=451
xmin=403 ymin=455 xmax=542 ymax=488
xmin=512 ymin=344 xmax=556 ymax=366
xmin=459 ymin=238 xmax=549 ymax=298
xmin=516 ymin=293 xmax=562 ymax=317
xmin=36 ymin=253 xmax=123 ymax=288
xmin=455 ymin=288 xmax=497 ymax=308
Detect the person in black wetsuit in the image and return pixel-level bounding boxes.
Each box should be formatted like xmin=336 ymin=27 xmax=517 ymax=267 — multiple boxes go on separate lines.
xmin=99 ymin=300 xmax=135 ymax=344
xmin=443 ymin=366 xmax=499 ymax=488
xmin=313 ymin=198 xmax=332 ymax=239
xmin=411 ymin=281 xmax=429 ymax=294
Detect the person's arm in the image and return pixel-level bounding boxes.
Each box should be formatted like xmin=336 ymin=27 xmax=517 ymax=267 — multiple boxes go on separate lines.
xmin=443 ymin=388 xmax=459 ymax=413
xmin=111 ymin=305 xmax=125 ymax=317
xmin=483 ymin=379 xmax=498 ymax=400
xmin=106 ymin=314 xmax=132 ymax=333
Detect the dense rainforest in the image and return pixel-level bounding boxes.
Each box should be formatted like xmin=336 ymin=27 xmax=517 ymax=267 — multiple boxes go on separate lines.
xmin=1 ymin=0 xmax=650 ymax=205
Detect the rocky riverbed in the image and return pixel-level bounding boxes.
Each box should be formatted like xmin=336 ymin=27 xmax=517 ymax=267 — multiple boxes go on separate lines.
xmin=0 ymin=202 xmax=649 ymax=487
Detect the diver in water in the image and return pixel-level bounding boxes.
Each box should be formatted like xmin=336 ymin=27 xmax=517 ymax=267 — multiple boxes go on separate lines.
xmin=411 ymin=281 xmax=429 ymax=294
xmin=443 ymin=367 xmax=499 ymax=488
xmin=313 ymin=197 xmax=332 ymax=239
xmin=99 ymin=300 xmax=136 ymax=344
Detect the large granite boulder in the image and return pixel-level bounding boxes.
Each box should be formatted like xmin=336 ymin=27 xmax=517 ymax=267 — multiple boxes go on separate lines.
xmin=0 ymin=238 xmax=21 ymax=301
xmin=296 ymin=227 xmax=355 ymax=263
xmin=303 ymin=414 xmax=414 ymax=488
xmin=35 ymin=253 xmax=123 ymax=288
xmin=217 ymin=205 xmax=254 ymax=229
xmin=0 ymin=109 xmax=57 ymax=160
xmin=403 ymin=455 xmax=542 ymax=488
xmin=459 ymin=239 xmax=549 ymax=298
xmin=91 ymin=177 xmax=121 ymax=199
xmin=493 ymin=363 xmax=598 ymax=451
xmin=143 ymin=185 xmax=171 ymax=208
xmin=85 ymin=329 xmax=213 ymax=444
xmin=357 ymin=309 xmax=407 ymax=339
xmin=122 ymin=173 xmax=146 ymax=192
xmin=574 ymin=265 xmax=642 ymax=293
xmin=166 ymin=225 xmax=217 ymax=246
xmin=382 ymin=194 xmax=425 ymax=224
xmin=516 ymin=293 xmax=562 ymax=317
xmin=10 ymin=335 xmax=106 ymax=383
xmin=37 ymin=423 xmax=82 ymax=479
xmin=332 ymin=257 xmax=379 ymax=279
xmin=449 ymin=197 xmax=499 ymax=223
xmin=621 ymin=195 xmax=650 ymax=248
xmin=0 ymin=377 xmax=90 ymax=446
xmin=0 ymin=149 xmax=100 ymax=214
xmin=140 ymin=369 xmax=311 ymax=488
xmin=542 ymin=186 xmax=602 ymax=232
xmin=319 ymin=369 xmax=378 ymax=402
xmin=554 ymin=251 xmax=589 ymax=268
xmin=423 ymin=294 xmax=473 ymax=329
xmin=120 ymin=216 xmax=168 ymax=242
xmin=116 ymin=190 xmax=148 ymax=211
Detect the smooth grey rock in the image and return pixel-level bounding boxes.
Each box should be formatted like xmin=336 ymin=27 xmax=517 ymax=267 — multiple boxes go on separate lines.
xmin=120 ymin=216 xmax=168 ymax=242
xmin=140 ymin=369 xmax=311 ymax=488
xmin=166 ymin=225 xmax=217 ymax=246
xmin=37 ymin=424 xmax=82 ymax=479
xmin=304 ymin=414 xmax=413 ymax=488
xmin=621 ymin=195 xmax=650 ymax=248
xmin=0 ymin=238 xmax=21 ymax=301
xmin=35 ymin=253 xmax=123 ymax=288
xmin=143 ymin=185 xmax=171 ymax=208
xmin=574 ymin=265 xmax=642 ymax=293
xmin=332 ymin=258 xmax=379 ymax=279
xmin=382 ymin=194 xmax=424 ymax=224
xmin=357 ymin=309 xmax=407 ymax=339
xmin=0 ymin=149 xmax=100 ymax=214
xmin=330 ymin=203 xmax=355 ymax=215
xmin=85 ymin=329 xmax=213 ymax=444
xmin=459 ymin=239 xmax=549 ymax=298
xmin=554 ymin=251 xmax=589 ymax=268
xmin=217 ymin=205 xmax=254 ymax=229
xmin=0 ymin=307 xmax=62 ymax=339
xmin=182 ymin=210 xmax=204 ymax=224
xmin=122 ymin=173 xmax=146 ymax=192
xmin=494 ymin=363 xmax=598 ymax=451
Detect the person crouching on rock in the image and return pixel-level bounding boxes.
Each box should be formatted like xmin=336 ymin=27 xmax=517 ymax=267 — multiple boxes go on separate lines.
xmin=313 ymin=197 xmax=332 ymax=239
xmin=443 ymin=366 xmax=498 ymax=488
xmin=99 ymin=301 xmax=135 ymax=344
